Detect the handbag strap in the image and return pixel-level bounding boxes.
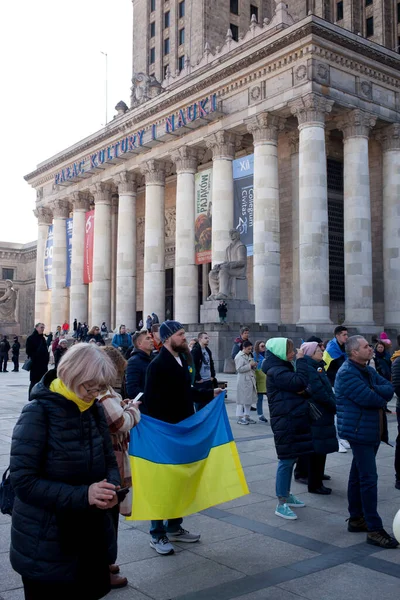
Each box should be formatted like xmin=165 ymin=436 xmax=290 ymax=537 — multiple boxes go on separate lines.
xmin=2 ymin=467 xmax=10 ymax=483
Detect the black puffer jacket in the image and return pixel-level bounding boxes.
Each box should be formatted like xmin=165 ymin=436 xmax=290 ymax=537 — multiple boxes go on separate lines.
xmin=10 ymin=370 xmax=120 ymax=597
xmin=262 ymin=351 xmax=313 ymax=460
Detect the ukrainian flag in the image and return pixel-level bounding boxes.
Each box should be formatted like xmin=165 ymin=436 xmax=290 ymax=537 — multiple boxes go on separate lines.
xmin=127 ymin=392 xmax=249 ymax=520
xmin=323 ymin=338 xmax=346 ymax=371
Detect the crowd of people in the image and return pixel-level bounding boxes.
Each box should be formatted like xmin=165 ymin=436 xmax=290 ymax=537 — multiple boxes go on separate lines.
xmin=4 ymin=318 xmax=400 ymax=598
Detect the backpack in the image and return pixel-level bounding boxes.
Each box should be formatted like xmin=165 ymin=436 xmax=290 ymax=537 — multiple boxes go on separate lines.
xmin=0 ymin=467 xmax=14 ymax=516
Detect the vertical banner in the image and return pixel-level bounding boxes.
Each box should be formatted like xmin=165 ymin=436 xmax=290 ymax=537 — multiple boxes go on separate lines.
xmin=195 ymin=168 xmax=213 ymax=265
xmin=233 ymin=154 xmax=254 ymax=256
xmin=65 ymin=217 xmax=73 ymax=288
xmin=44 ymin=225 xmax=53 ymax=290
xmin=84 ymin=210 xmax=95 ymax=284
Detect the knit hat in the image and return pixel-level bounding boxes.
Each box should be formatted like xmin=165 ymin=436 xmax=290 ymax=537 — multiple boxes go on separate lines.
xmin=300 ymin=341 xmax=319 ymax=356
xmin=379 ymin=332 xmax=391 ymax=346
xmin=159 ymin=320 xmax=184 ymax=344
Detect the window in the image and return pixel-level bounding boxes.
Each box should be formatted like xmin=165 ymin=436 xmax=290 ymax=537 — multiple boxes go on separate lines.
xmin=230 ymin=23 xmax=239 ymax=41
xmin=164 ymin=10 xmax=170 ymax=28
xmin=398 ymin=3 xmax=400 ymax=23
xmin=178 ymin=27 xmax=185 ymax=45
xmin=365 ymin=0 xmax=373 ymax=5
xmin=230 ymin=0 xmax=239 ymax=15
xmin=178 ymin=55 xmax=185 ymax=71
xmin=327 ymin=159 xmax=344 ymax=303
xmin=250 ymin=4 xmax=258 ymax=21
xmin=150 ymin=21 xmax=155 ymax=37
xmin=164 ymin=37 xmax=170 ymax=55
xmin=2 ymin=268 xmax=14 ymax=280
xmin=178 ymin=0 xmax=185 ymax=18
xmin=336 ymin=1 xmax=343 ymax=20
xmin=149 ymin=47 xmax=155 ymax=64
xmin=366 ymin=16 xmax=374 ymax=36
xmin=150 ymin=0 xmax=155 ymax=12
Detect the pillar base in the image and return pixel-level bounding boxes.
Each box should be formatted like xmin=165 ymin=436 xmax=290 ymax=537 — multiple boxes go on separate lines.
xmin=200 ymin=300 xmax=255 ymax=325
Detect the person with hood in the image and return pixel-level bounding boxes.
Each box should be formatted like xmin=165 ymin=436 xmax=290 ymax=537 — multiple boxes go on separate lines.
xmin=26 ymin=323 xmax=49 ymax=395
xmin=300 ymin=342 xmax=338 ymax=495
xmin=11 ymin=336 xmax=20 ymax=372
xmin=253 ymin=340 xmax=268 ymax=423
xmin=391 ymin=335 xmax=400 ymax=489
xmin=111 ymin=325 xmax=133 ymax=356
xmin=146 ymin=315 xmax=153 ymax=331
xmin=126 ymin=330 xmax=154 ymax=401
xmin=262 ymin=338 xmax=312 ymax=520
xmin=10 ymin=343 xmax=122 ymax=598
xmin=151 ymin=312 xmax=159 ymax=325
xmin=234 ymin=341 xmax=258 ymax=425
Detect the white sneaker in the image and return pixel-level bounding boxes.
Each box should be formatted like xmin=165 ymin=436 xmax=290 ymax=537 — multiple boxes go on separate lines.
xmin=150 ymin=536 xmax=174 ymax=555
xmin=237 ymin=418 xmax=249 ymax=425
xmin=338 ymin=442 xmax=347 ymax=453
xmin=245 ymin=416 xmax=257 ymax=424
xmin=339 ymin=439 xmax=351 ymax=449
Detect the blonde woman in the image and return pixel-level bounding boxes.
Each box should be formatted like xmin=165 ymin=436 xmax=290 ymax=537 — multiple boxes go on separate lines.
xmin=10 ymin=343 xmax=122 ymax=599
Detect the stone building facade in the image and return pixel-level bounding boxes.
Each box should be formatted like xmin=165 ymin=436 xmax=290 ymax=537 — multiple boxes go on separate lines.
xmin=25 ymin=1 xmax=400 ymax=336
xmin=0 ymin=241 xmax=36 ymax=335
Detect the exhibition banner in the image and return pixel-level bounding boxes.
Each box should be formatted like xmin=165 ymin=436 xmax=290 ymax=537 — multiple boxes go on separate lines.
xmin=84 ymin=210 xmax=94 ymax=284
xmin=44 ymin=225 xmax=53 ymax=290
xmin=233 ymin=154 xmax=254 ymax=256
xmin=195 ymin=169 xmax=212 ymax=265
xmin=65 ymin=217 xmax=73 ymax=288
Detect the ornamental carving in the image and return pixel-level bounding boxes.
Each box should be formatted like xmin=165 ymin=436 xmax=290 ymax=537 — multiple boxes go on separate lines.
xmin=247 ymin=113 xmax=285 ymax=144
xmin=287 ymin=131 xmax=299 ymax=154
xmin=34 ymin=206 xmax=53 ymax=225
xmin=71 ymin=191 xmax=90 ymax=212
xmin=141 ymin=160 xmax=166 ymax=185
xmin=294 ymin=65 xmax=307 ymax=82
xmin=360 ymin=80 xmax=372 ymax=99
xmin=289 ymin=93 xmax=334 ymax=127
xmin=170 ymin=147 xmax=199 ymax=173
xmin=90 ymin=182 xmax=112 ymax=205
xmin=337 ymin=109 xmax=376 ymax=139
xmin=378 ymin=123 xmax=400 ymax=152
xmin=52 ymin=199 xmax=70 ymax=219
xmin=316 ymin=63 xmax=329 ymax=83
xmin=249 ymin=83 xmax=264 ymax=104
xmin=205 ymin=131 xmax=242 ymax=159
xmin=115 ymin=171 xmax=138 ymax=195
xmin=165 ymin=207 xmax=176 ymax=240
xmin=137 ymin=217 xmax=145 ymax=248
xmin=130 ymin=72 xmax=162 ymax=108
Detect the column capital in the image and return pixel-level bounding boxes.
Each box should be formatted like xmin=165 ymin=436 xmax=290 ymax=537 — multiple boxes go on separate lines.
xmin=246 ymin=113 xmax=285 ymax=144
xmin=337 ymin=109 xmax=376 ymax=139
xmin=52 ymin=199 xmax=70 ymax=219
xmin=71 ymin=191 xmax=90 ymax=212
xmin=90 ymin=182 xmax=112 ymax=205
xmin=34 ymin=206 xmax=53 ymax=225
xmin=170 ymin=146 xmax=200 ymax=173
xmin=289 ymin=93 xmax=334 ymax=128
xmin=205 ymin=130 xmax=241 ymax=160
xmin=114 ymin=171 xmax=138 ymax=195
xmin=141 ymin=159 xmax=166 ymax=185
xmin=378 ymin=123 xmax=400 ymax=152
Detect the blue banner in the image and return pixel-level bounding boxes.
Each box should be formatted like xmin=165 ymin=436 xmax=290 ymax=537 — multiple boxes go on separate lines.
xmin=233 ymin=154 xmax=254 ymax=256
xmin=66 ymin=217 xmax=73 ymax=288
xmin=44 ymin=225 xmax=53 ymax=290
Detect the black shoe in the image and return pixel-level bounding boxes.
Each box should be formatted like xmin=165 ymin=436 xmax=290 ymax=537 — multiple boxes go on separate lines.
xmin=395 ymin=480 xmax=400 ymax=490
xmin=367 ymin=529 xmax=398 ymax=549
xmin=308 ymin=486 xmax=332 ymax=495
xmin=3 ymin=370 xmax=8 ymax=373
xmin=322 ymin=474 xmax=331 ymax=481
xmin=250 ymin=406 xmax=257 ymax=411
xmin=347 ymin=516 xmax=368 ymax=532
xmin=295 ymin=477 xmax=308 ymax=485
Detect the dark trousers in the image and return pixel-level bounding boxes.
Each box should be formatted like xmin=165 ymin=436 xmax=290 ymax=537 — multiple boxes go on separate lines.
xmin=348 ymin=442 xmax=382 ymax=531
xmin=194 ymin=380 xmax=213 ymax=412
xmin=12 ymin=354 xmax=19 ymax=371
xmin=0 ymin=353 xmax=8 ymax=371
xmin=395 ymin=398 xmax=400 ymax=481
xmin=294 ymin=455 xmax=308 ymax=479
xmin=308 ymin=453 xmax=327 ymax=490
xmin=150 ymin=518 xmax=182 ymax=540
xmin=23 ymin=578 xmax=78 ymax=600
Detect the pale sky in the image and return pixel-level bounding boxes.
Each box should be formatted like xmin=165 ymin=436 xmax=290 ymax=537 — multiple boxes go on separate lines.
xmin=0 ymin=0 xmax=133 ymax=243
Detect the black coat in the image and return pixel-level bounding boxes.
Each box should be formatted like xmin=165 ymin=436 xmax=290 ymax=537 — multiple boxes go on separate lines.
xmin=191 ymin=343 xmax=216 ymax=382
xmin=12 ymin=341 xmax=20 ymax=356
xmin=0 ymin=339 xmax=10 ymax=354
xmin=10 ymin=370 xmax=120 ymax=597
xmin=54 ymin=346 xmax=67 ymax=369
xmin=143 ymin=346 xmax=213 ymax=423
xmin=393 ymin=355 xmax=400 ymax=397
xmin=126 ymin=349 xmax=153 ymax=400
xmin=304 ymin=355 xmax=338 ymax=455
xmin=85 ymin=333 xmax=105 ymax=346
xmin=262 ymin=351 xmax=313 ymax=460
xmin=26 ymin=329 xmax=49 ymax=383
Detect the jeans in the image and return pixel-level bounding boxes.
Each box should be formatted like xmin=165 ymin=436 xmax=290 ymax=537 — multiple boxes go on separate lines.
xmin=394 ymin=397 xmax=400 ymax=481
xmin=219 ymin=316 xmax=226 ymax=323
xmin=276 ymin=458 xmax=297 ymax=499
xmin=348 ymin=442 xmax=382 ymax=531
xmin=150 ymin=518 xmax=182 ymax=540
xmin=257 ymin=393 xmax=264 ymax=416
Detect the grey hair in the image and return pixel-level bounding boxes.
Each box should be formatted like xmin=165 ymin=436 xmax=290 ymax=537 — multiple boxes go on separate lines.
xmin=57 ymin=343 xmax=117 ymax=396
xmin=345 ymin=335 xmax=365 ymax=358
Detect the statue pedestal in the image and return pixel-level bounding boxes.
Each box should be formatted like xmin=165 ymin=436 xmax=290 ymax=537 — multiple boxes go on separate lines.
xmin=200 ymin=300 xmax=255 ymax=324
xmin=0 ymin=322 xmax=21 ymax=336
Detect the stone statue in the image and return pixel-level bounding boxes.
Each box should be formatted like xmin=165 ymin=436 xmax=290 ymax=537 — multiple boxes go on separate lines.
xmin=208 ymin=229 xmax=247 ymax=300
xmin=130 ymin=72 xmax=162 ymax=107
xmin=0 ymin=280 xmax=17 ymax=322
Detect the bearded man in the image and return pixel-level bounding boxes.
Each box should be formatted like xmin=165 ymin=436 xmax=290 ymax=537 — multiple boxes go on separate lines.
xmin=142 ymin=320 xmax=221 ymax=556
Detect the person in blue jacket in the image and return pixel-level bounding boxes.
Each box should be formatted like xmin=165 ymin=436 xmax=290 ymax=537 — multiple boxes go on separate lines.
xmin=335 ymin=335 xmax=397 ymax=549
xmin=112 ymin=325 xmax=133 ymax=357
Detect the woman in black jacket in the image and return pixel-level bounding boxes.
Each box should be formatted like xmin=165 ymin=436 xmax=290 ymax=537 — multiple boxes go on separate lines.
xmin=262 ymin=338 xmax=313 ymax=521
xmin=10 ymin=343 xmax=122 ymax=599
xmin=300 ymin=342 xmax=338 ymax=495
xmin=85 ymin=325 xmax=106 ymax=346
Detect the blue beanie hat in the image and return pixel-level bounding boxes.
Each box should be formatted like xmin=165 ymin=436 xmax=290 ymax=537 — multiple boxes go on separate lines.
xmin=159 ymin=320 xmax=184 ymax=344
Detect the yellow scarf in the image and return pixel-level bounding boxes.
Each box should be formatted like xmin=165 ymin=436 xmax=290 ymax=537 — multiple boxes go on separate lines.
xmin=50 ymin=378 xmax=96 ymax=412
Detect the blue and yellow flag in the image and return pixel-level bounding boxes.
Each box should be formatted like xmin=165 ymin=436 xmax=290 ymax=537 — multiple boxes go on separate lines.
xmin=323 ymin=338 xmax=346 ymax=371
xmin=127 ymin=392 xmax=249 ymax=520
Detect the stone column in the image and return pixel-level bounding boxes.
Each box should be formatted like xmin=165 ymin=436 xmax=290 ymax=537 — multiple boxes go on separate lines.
xmin=290 ymin=93 xmax=334 ymax=325
xmin=115 ymin=171 xmax=137 ymax=330
xmin=247 ymin=113 xmax=284 ymax=323
xmin=338 ymin=109 xmax=376 ymax=325
xmin=205 ymin=131 xmax=239 ymax=265
xmin=70 ymin=192 xmax=90 ymax=325
xmin=141 ymin=160 xmax=166 ymax=321
xmin=289 ymin=132 xmax=300 ymax=324
xmin=171 ymin=147 xmax=199 ymax=324
xmin=33 ymin=206 xmax=53 ymax=328
xmin=51 ymin=199 xmax=70 ymax=332
xmin=381 ymin=123 xmax=400 ymax=326
xmin=91 ymin=183 xmax=112 ymax=327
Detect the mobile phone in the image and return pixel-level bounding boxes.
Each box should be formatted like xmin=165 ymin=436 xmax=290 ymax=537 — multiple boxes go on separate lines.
xmin=116 ymin=487 xmax=130 ymax=502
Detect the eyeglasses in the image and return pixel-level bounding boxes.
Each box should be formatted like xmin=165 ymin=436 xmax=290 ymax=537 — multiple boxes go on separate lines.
xmin=82 ymin=383 xmax=107 ymax=396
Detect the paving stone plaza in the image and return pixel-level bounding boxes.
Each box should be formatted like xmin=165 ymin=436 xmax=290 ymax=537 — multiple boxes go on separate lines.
xmin=1 ymin=369 xmax=399 ymax=600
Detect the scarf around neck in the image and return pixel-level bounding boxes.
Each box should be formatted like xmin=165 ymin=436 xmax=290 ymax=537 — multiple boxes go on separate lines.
xmin=50 ymin=378 xmax=96 ymax=412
